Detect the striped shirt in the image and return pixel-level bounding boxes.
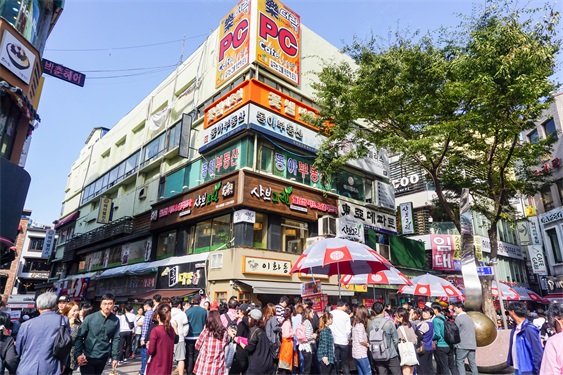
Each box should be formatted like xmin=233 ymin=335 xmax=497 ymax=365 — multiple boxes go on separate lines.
xmin=352 ymin=323 xmax=368 ymax=359
xmin=276 ymin=304 xmax=284 ymax=324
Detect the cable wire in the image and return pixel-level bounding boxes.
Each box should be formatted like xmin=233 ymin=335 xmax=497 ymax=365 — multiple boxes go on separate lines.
xmin=46 ymin=34 xmax=208 ymax=52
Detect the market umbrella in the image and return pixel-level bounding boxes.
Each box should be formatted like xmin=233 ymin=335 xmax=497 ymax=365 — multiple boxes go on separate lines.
xmin=511 ymin=287 xmax=547 ymax=303
xmin=459 ymin=282 xmax=520 ymax=300
xmin=340 ymin=267 xmax=413 ymax=302
xmin=398 ymin=273 xmax=463 ymax=298
xmin=289 ymin=238 xmax=394 ymax=297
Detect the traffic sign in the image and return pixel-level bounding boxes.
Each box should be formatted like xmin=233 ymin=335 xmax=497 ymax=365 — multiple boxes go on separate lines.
xmin=477 ymin=266 xmax=493 ymax=276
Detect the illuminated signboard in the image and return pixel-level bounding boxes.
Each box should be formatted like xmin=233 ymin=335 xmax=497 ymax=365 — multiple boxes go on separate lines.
xmin=255 ymin=0 xmax=300 ymax=85
xmin=216 ymin=0 xmax=251 ymax=88
xmin=200 ymin=104 xmax=249 ymax=152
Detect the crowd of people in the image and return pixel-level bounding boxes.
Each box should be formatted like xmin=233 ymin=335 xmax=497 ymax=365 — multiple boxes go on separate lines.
xmin=0 ymin=291 xmax=561 ymax=375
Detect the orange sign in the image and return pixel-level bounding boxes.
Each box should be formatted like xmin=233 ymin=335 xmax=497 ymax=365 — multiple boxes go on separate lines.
xmin=255 ymin=0 xmax=300 ymax=85
xmin=205 ymin=79 xmax=317 ymax=129
xmin=216 ymin=0 xmax=251 ymax=88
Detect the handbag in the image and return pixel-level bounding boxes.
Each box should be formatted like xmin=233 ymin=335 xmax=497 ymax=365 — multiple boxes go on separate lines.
xmin=124 ymin=313 xmax=134 ymax=330
xmin=398 ymin=326 xmax=419 ymax=366
xmin=52 ymin=316 xmax=73 ymax=360
xmin=415 ymin=340 xmax=426 ymax=355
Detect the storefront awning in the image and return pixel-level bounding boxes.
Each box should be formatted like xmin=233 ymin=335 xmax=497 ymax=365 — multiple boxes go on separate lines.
xmin=97 ymin=253 xmax=209 ymax=279
xmin=241 ymin=280 xmax=354 ymax=297
xmin=130 ymin=288 xmax=199 ymax=301
xmin=58 ymin=271 xmax=98 ymax=283
xmin=544 ymin=293 xmax=563 ymax=302
xmin=54 ymin=211 xmax=80 ymax=230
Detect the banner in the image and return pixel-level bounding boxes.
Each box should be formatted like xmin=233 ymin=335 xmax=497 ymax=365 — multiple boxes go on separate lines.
xmin=399 ymin=202 xmax=414 ymax=235
xmin=41 ymin=228 xmax=56 ymax=258
xmin=97 ymin=197 xmax=112 ymax=224
xmin=431 ymin=234 xmax=460 ymax=271
xmin=528 ymin=216 xmax=543 ymax=246
xmin=337 ymin=215 xmax=364 ymax=243
xmin=516 ymin=220 xmax=531 ymax=246
xmin=528 ymin=245 xmax=548 ymax=275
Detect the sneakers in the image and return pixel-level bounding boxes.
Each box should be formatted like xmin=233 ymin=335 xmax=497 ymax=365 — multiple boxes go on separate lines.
xmin=131 ymin=354 xmax=136 ymax=359
xmin=123 ymin=358 xmax=128 ymax=363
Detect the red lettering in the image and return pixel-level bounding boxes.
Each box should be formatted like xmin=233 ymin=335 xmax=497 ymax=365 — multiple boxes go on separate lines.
xmin=219 ymin=19 xmax=249 ymax=61
xmin=278 ymin=29 xmax=298 ymax=56
xmin=259 ymin=14 xmax=298 ymax=57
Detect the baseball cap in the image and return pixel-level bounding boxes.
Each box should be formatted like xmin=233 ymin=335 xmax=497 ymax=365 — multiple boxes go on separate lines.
xmin=192 ymin=294 xmax=201 ymax=303
xmin=210 ymin=301 xmax=219 ymax=311
xmin=58 ymin=295 xmax=69 ymax=303
xmin=248 ymin=308 xmax=262 ymax=321
xmin=238 ymin=303 xmax=250 ymax=312
xmin=22 ymin=315 xmax=30 ymax=321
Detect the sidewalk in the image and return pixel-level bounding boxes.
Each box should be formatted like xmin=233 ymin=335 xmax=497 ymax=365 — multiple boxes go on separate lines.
xmin=89 ymin=357 xmax=143 ymax=375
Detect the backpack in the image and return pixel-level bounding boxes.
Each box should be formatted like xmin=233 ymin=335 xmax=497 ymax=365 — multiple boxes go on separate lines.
xmin=440 ymin=316 xmax=460 ymax=345
xmin=52 ymin=316 xmax=72 ymax=360
xmin=369 ymin=319 xmax=391 ymax=361
xmin=295 ymin=324 xmax=308 ymax=344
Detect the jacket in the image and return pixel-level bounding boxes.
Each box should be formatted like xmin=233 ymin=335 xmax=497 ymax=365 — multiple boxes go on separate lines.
xmin=454 ymin=312 xmax=476 ymax=350
xmin=433 ymin=314 xmax=449 ymax=348
xmin=75 ymin=311 xmax=120 ymax=360
xmin=507 ymin=319 xmax=543 ymax=375
xmin=0 ymin=334 xmax=18 ymax=374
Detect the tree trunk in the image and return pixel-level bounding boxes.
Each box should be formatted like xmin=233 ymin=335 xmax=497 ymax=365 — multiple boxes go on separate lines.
xmin=482 ymin=224 xmax=500 ymax=324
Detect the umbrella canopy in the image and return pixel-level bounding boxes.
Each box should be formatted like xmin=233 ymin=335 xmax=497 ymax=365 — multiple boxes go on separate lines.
xmin=290 ymin=238 xmax=393 ymax=276
xmin=511 ymin=287 xmax=547 ymax=303
xmin=491 ymin=281 xmax=520 ymax=300
xmin=398 ymin=273 xmax=463 ymax=298
xmin=340 ymin=267 xmax=412 ymax=286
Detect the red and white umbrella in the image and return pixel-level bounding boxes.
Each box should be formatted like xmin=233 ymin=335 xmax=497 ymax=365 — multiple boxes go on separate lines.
xmin=340 ymin=267 xmax=412 ymax=286
xmin=491 ymin=281 xmax=519 ymax=300
xmin=512 ymin=287 xmax=548 ymax=303
xmin=398 ymin=273 xmax=463 ymax=298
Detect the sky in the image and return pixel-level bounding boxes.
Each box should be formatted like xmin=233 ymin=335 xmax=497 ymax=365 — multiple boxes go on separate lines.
xmin=23 ymin=0 xmax=562 ymax=226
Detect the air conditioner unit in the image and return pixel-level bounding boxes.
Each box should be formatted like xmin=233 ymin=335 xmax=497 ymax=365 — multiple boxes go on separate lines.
xmin=287 ymin=240 xmax=301 ymax=253
xmin=138 ymin=187 xmax=147 ymax=200
xmin=306 ymin=236 xmax=323 ymax=248
xmin=318 ymin=216 xmax=337 ymax=237
xmin=377 ymin=243 xmax=391 ymax=261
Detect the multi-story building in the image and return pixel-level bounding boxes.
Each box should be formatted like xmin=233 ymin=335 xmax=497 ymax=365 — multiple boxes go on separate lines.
xmin=0 ymin=1 xmax=64 ymax=276
xmin=520 ymin=92 xmax=563 ymax=302
xmin=1 ymin=209 xmax=31 ymax=305
xmin=48 ymin=0 xmax=413 ymax=307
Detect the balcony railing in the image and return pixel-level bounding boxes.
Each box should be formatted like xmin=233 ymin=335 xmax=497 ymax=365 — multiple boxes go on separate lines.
xmin=64 ymin=216 xmax=134 ymax=254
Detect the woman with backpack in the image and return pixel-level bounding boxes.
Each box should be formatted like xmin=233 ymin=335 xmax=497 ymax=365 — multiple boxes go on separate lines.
xmin=264 ymin=303 xmax=281 ymax=363
xmin=298 ymin=306 xmax=317 ymax=375
xmin=317 ymin=312 xmax=335 ymax=375
xmin=416 ymin=307 xmax=436 ymax=375
xmin=351 ymin=305 xmax=371 ymax=375
xmin=396 ymin=308 xmax=419 ymax=375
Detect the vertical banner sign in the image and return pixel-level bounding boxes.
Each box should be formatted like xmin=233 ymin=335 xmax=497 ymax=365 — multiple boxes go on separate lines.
xmin=528 ymin=216 xmax=543 ymax=246
xmin=431 ymin=234 xmax=456 ymax=271
xmin=216 ymin=0 xmax=251 ymax=88
xmin=337 ymin=215 xmax=364 ymax=243
xmin=399 ymin=202 xmax=414 ymax=234
xmin=516 ymin=220 xmax=531 ymax=246
xmin=178 ymin=112 xmax=193 ymax=158
xmin=528 ymin=246 xmax=548 ymax=275
xmin=255 ymin=0 xmax=300 ymax=85
xmin=97 ymin=197 xmax=112 ymax=224
xmin=41 ymin=229 xmax=56 ymax=258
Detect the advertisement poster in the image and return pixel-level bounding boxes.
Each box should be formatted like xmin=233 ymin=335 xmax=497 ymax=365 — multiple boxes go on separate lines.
xmin=301 ymin=280 xmax=322 ymax=296
xmin=304 ymin=293 xmax=327 ymax=313
xmin=431 ymin=234 xmax=460 ymax=271
xmin=216 ymin=0 xmax=251 ymax=88
xmin=400 ymin=202 xmax=414 ymax=235
xmin=255 ymin=0 xmax=300 ymax=85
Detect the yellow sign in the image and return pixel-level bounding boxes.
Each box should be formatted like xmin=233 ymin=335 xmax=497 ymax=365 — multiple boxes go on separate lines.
xmin=525 ymin=206 xmax=536 ymax=217
xmin=243 ymin=256 xmax=291 ymax=276
xmin=255 ymin=0 xmax=300 ymax=85
xmin=97 ymin=197 xmax=112 ymax=224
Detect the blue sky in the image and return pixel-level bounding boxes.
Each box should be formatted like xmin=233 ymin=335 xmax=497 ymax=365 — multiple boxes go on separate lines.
xmin=24 ymin=0 xmax=562 ymax=226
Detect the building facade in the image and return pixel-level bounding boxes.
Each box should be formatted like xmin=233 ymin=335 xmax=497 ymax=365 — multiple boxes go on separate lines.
xmin=49 ymin=0 xmax=407 ymax=308
xmin=0 ymin=0 xmax=64 ymax=274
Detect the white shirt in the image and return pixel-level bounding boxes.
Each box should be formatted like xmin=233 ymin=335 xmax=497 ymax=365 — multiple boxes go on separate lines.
xmin=118 ymin=312 xmax=136 ymax=333
xmin=330 ymin=308 xmax=352 ymax=346
xmin=171 ymin=307 xmax=189 ymax=340
xmin=512 ymin=321 xmax=523 ymax=370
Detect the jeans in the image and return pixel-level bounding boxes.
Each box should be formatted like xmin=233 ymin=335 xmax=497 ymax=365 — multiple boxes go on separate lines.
xmin=334 ymin=344 xmax=350 ymax=375
xmin=186 ymin=339 xmax=199 ymax=375
xmin=80 ymin=356 xmax=108 ymax=375
xmin=140 ymin=347 xmax=148 ymax=374
xmin=456 ymin=348 xmax=478 ymax=375
xmin=374 ymin=355 xmax=401 ymax=375
xmin=354 ymin=357 xmax=372 ymax=375
xmin=131 ymin=333 xmax=140 ymax=355
xmin=301 ymin=350 xmax=313 ymax=375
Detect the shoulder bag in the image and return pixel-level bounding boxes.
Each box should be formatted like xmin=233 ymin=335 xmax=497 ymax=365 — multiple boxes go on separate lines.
xmin=398 ymin=326 xmax=419 ymax=366
xmin=124 ymin=313 xmax=134 ymax=330
xmin=52 ymin=316 xmax=73 ymax=361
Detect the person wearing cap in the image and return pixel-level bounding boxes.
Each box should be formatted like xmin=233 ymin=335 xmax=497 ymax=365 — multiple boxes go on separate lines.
xmin=230 ymin=308 xmax=276 ymax=375
xmin=57 ymin=295 xmax=70 ymax=314
xmin=185 ymin=294 xmax=207 ymax=375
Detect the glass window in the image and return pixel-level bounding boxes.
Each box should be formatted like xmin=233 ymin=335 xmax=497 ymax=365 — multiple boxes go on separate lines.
xmin=94 ymin=178 xmax=103 ymax=195
xmin=546 ymin=228 xmax=562 ymax=263
xmin=528 ymin=129 xmax=540 ymax=144
xmin=259 ymin=144 xmax=274 ymax=174
xmin=253 ymin=213 xmax=267 ymax=248
xmin=125 ymin=152 xmax=139 ymax=175
xmin=108 ymin=246 xmax=122 ymax=265
xmin=22 ymin=259 xmax=50 ymax=273
xmin=0 ymin=98 xmax=21 ymax=159
xmin=157 ymin=230 xmax=176 ymax=260
xmin=211 ymin=214 xmax=231 ymax=250
xmin=180 ymin=227 xmax=194 ymax=255
xmin=541 ymin=187 xmax=555 ymax=211
xmin=108 ymin=167 xmax=118 ymax=186
xmin=215 ymin=291 xmax=228 ymax=304
xmin=167 ymin=123 xmax=181 ymax=150
xmin=28 ymin=237 xmax=44 ymax=251
xmin=282 ymin=218 xmax=308 ymax=254
xmin=543 ymin=118 xmax=558 ymax=140
xmin=194 ymin=220 xmax=212 ymax=254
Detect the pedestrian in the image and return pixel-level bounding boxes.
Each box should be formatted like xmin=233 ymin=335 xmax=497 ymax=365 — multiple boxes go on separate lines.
xmin=331 ymin=299 xmax=352 ymax=375
xmin=60 ymin=301 xmax=81 ymax=375
xmin=317 ymin=312 xmax=336 ymax=375
xmin=185 ymin=294 xmax=207 ymax=375
xmin=16 ymin=291 xmax=70 ymax=375
xmin=117 ymin=304 xmax=135 ymax=363
xmin=432 ymin=302 xmax=457 ymax=375
xmin=264 ymin=303 xmax=281 ymax=361
xmin=453 ymin=302 xmax=478 ymax=375
xmin=540 ymin=302 xmax=563 ymax=374
xmin=277 ymin=296 xmax=290 ymax=324
xmin=139 ymin=299 xmax=154 ymax=375
xmin=75 ymin=293 xmax=120 ymax=375
xmin=57 ymin=295 xmax=70 ymax=314
xmin=351 ymin=305 xmax=371 ymax=375
xmin=79 ymin=303 xmax=94 ymax=322
xmin=221 ymin=297 xmax=239 ymax=328
xmin=192 ymin=309 xmax=229 ymax=375
xmin=506 ymin=301 xmax=543 ymax=375
xmin=371 ymin=302 xmax=401 ymax=375
xmin=416 ymin=307 xmax=436 ymax=375
xmin=146 ymin=303 xmax=176 ymax=375
xmin=171 ymin=296 xmax=189 ymax=375
xmin=230 ymin=303 xmax=250 ymax=375
xmin=279 ymin=307 xmax=295 ymax=374
xmin=299 ymin=306 xmax=317 ymax=375
xmin=396 ymin=307 xmax=418 ymax=375
xmin=132 ymin=306 xmax=144 ymax=358
xmin=231 ymin=308 xmax=276 ymax=375
xmin=0 ymin=311 xmax=18 ymax=374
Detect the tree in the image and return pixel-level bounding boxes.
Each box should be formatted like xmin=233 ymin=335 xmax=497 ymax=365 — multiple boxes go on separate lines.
xmin=312 ymin=0 xmax=560 ymax=323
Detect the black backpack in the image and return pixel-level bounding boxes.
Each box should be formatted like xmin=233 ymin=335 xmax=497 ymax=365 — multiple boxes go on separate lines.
xmin=440 ymin=316 xmax=460 ymax=345
xmin=52 ymin=316 xmax=72 ymax=360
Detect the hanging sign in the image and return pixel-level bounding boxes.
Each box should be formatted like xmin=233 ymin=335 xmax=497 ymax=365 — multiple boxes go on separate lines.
xmin=42 ymin=58 xmax=86 ymax=87
xmin=41 ymin=228 xmax=56 ymax=258
xmin=400 ymin=202 xmax=414 ymax=235
xmin=337 ymin=215 xmax=364 ymax=243
xmin=516 ymin=220 xmax=531 ymax=246
xmin=0 ymin=30 xmax=35 ymax=84
xmin=528 ymin=245 xmax=548 ymax=275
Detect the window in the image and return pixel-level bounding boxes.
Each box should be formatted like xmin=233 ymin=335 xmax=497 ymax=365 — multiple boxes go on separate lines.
xmin=541 ymin=187 xmax=555 ymax=211
xmin=142 ymin=133 xmax=166 ymax=165
xmin=167 ymin=123 xmax=181 ymax=151
xmin=282 ymin=218 xmax=308 ymax=254
xmin=253 ymin=213 xmax=267 ymax=248
xmin=0 ymin=98 xmax=21 ymax=159
xmin=107 ymin=246 xmax=122 ymax=265
xmin=28 ymin=237 xmax=44 ymax=252
xmin=546 ymin=228 xmax=562 ymax=263
xmin=157 ymin=230 xmax=176 ymax=260
xmin=193 ymin=215 xmax=233 ymax=253
xmin=238 ymin=292 xmax=251 ymax=304
xmin=209 ymin=253 xmax=223 ymax=269
xmin=21 ymin=258 xmax=50 ymax=273
xmin=528 ymin=129 xmax=540 ymax=144
xmin=194 ymin=220 xmax=212 ymax=254
xmin=558 ymin=179 xmax=563 ymax=204
xmin=259 ymin=144 xmax=274 ymax=174
xmin=180 ymin=227 xmax=194 ymax=255
xmin=215 ymin=291 xmax=228 ymax=304
xmin=543 ymin=118 xmax=558 ymax=140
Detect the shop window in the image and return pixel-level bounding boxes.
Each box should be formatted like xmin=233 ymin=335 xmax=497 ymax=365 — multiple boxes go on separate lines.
xmin=546 ymin=228 xmax=563 ymax=263
xmin=543 ymin=118 xmax=558 ymax=140
xmin=0 ymin=98 xmax=21 ymax=159
xmin=238 ymin=292 xmax=251 ymax=304
xmin=180 ymin=227 xmax=194 ymax=255
xmin=215 ymin=291 xmax=228 ymax=304
xmin=541 ymin=187 xmax=555 ymax=211
xmin=107 ymin=246 xmax=122 ymax=266
xmin=259 ymin=144 xmax=274 ymax=174
xmin=157 ymin=230 xmax=176 ymax=260
xmin=211 ymin=214 xmax=232 ymax=250
xmin=194 ymin=220 xmax=212 ymax=254
xmin=253 ymin=213 xmax=267 ymax=248
xmin=282 ymin=218 xmax=308 ymax=254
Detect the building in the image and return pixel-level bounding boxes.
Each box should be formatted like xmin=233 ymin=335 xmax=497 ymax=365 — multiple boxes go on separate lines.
xmin=1 ymin=209 xmax=31 ymax=305
xmin=48 ymin=0 xmax=411 ymax=308
xmin=521 ymin=92 xmax=563 ymax=302
xmin=0 ymin=1 xmax=64 ymax=274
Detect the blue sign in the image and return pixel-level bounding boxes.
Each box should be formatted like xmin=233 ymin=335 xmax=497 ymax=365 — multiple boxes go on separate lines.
xmin=477 ymin=266 xmax=493 ymax=276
